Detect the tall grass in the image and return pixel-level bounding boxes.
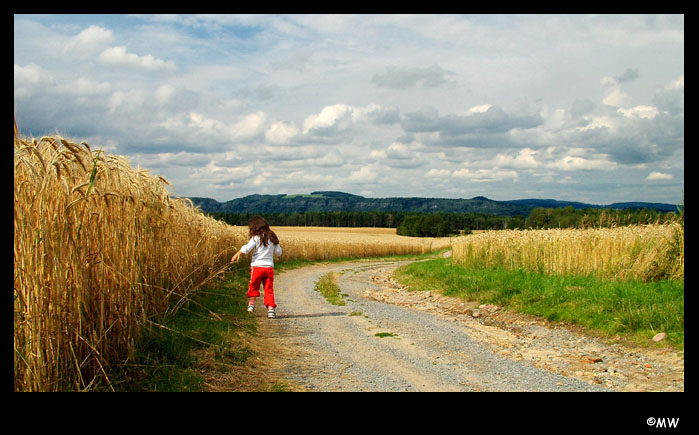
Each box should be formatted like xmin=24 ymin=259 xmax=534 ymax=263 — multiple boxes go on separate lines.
xmin=451 ymin=223 xmax=683 ymax=282
xmin=14 ymin=127 xmax=247 ymax=391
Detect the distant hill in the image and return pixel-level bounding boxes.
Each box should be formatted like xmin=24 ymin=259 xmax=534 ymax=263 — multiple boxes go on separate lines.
xmin=187 ymin=191 xmax=678 ymax=216
xmin=503 ymin=198 xmax=678 ymax=213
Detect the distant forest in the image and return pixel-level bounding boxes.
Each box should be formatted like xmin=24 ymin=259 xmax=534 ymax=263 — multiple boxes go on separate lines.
xmin=207 ymin=206 xmax=681 ymax=237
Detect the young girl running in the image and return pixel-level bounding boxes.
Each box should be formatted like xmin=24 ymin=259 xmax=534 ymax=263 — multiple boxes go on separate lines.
xmin=231 ymin=216 xmax=283 ymax=318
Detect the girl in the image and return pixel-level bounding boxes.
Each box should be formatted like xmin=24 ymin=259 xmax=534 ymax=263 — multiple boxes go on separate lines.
xmin=231 ymin=216 xmax=283 ymax=318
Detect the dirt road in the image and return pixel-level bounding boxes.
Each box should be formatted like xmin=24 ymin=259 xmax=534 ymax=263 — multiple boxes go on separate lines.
xmin=244 ymin=258 xmax=683 ymax=392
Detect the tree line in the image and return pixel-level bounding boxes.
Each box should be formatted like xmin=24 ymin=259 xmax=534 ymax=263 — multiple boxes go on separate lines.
xmin=207 ymin=206 xmax=681 ymax=237
xmin=207 ymin=210 xmax=512 ymax=234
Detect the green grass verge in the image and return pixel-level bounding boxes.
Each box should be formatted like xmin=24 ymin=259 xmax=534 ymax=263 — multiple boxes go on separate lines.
xmin=393 ymin=258 xmax=684 ymax=350
xmin=107 ymin=265 xmax=261 ymax=391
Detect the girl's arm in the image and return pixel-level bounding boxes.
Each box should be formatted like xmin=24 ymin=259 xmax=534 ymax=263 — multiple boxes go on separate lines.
xmin=231 ymin=237 xmax=257 ymax=262
xmin=231 ymin=250 xmax=244 ymax=262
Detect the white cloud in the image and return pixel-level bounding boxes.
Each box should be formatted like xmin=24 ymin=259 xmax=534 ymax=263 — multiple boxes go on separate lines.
xmin=109 ymin=89 xmax=146 ymax=113
xmin=58 ymin=77 xmax=111 ymax=96
xmin=14 ymin=64 xmax=53 ymax=98
xmin=372 ymin=64 xmax=455 ymax=89
xmin=369 ymin=149 xmax=387 ymax=159
xmin=494 ymin=148 xmax=539 ymax=168
xmin=348 ymin=164 xmax=379 ymax=182
xmin=220 ymin=165 xmax=255 ymax=181
xmin=63 ymin=25 xmax=114 ymax=57
xmin=603 ymin=85 xmax=631 ymax=107
xmin=351 ymin=103 xmax=401 ymax=125
xmin=230 ymin=111 xmax=267 ymax=140
xmin=188 ymin=112 xmax=224 ymax=132
xmin=492 ymin=147 xmax=616 ymax=173
xmin=385 ymin=142 xmax=412 ymax=160
xmin=265 ymin=121 xmax=300 ymax=144
xmin=286 ymin=170 xmax=333 ymax=184
xmin=303 ymin=104 xmax=354 ymax=135
xmin=468 ymin=104 xmax=492 ymax=113
xmin=300 ymin=103 xmax=398 ymax=138
xmin=666 ymin=76 xmax=684 ymax=91
xmin=263 ymin=145 xmax=314 ymax=162
xmin=425 ymin=168 xmax=451 ymax=178
xmin=547 ymin=155 xmax=615 ymax=171
xmin=14 ymin=63 xmax=49 ymax=86
xmin=576 ymin=115 xmax=617 ymax=132
xmin=173 ymin=111 xmax=266 ymax=144
xmin=154 ymin=84 xmax=175 ymax=105
xmin=452 ymin=167 xmax=518 ymax=182
xmin=312 ymin=149 xmax=345 ymax=167
xmin=647 ymin=171 xmax=673 ymax=180
xmin=99 ymin=46 xmax=177 ymax=72
xmin=617 ymin=105 xmax=659 ymax=119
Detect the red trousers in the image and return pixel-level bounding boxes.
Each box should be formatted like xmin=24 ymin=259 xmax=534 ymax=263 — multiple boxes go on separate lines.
xmin=247 ymin=266 xmax=276 ymax=308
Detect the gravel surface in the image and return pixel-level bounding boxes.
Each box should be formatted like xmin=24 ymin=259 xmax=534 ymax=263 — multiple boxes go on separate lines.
xmin=247 ymin=258 xmax=685 ymax=392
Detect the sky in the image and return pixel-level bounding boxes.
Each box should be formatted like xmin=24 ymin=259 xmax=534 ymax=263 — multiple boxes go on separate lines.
xmin=14 ymin=14 xmax=684 ymax=205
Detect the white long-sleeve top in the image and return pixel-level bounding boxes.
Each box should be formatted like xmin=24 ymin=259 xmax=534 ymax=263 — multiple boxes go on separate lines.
xmin=240 ymin=235 xmax=282 ymax=267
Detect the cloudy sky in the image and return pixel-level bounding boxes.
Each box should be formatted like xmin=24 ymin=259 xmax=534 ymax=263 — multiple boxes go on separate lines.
xmin=14 ymin=14 xmax=684 ymax=205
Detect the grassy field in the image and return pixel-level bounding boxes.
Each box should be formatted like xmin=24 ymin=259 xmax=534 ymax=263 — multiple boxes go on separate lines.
xmin=393 ymin=257 xmax=684 ymax=349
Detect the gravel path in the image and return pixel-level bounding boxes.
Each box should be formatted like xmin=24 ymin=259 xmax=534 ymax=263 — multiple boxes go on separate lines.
xmin=250 ymin=259 xmax=656 ymax=392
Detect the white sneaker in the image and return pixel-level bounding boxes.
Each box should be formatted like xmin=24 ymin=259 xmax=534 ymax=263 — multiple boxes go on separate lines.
xmin=247 ymin=304 xmax=255 ymax=313
xmin=267 ymin=307 xmax=276 ymax=319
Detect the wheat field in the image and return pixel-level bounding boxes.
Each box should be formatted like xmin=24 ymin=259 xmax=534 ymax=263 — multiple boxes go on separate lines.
xmin=451 ymin=224 xmax=684 ymax=282
xmin=14 ymin=128 xmax=248 ymax=391
xmin=240 ymin=226 xmax=453 ymax=261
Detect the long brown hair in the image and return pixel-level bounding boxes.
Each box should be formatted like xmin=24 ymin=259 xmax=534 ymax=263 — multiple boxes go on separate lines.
xmin=248 ymin=215 xmax=279 ymax=246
